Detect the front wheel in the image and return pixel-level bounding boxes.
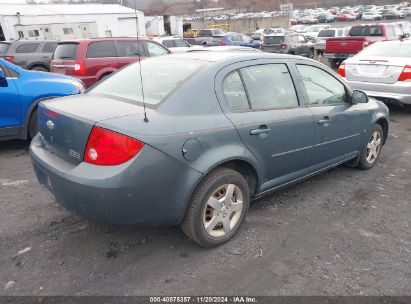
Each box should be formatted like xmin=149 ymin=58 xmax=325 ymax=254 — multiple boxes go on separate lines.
xmin=357 ymin=124 xmax=384 ymax=170
xmin=181 ymin=167 xmax=250 ymax=248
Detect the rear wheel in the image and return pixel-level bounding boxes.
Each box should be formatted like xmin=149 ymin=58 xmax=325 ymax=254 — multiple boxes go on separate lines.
xmin=28 ymin=108 xmax=38 ymax=140
xmin=329 ymin=59 xmax=340 ymax=69
xmin=181 ymin=167 xmax=250 ymax=248
xmin=357 ymin=124 xmax=384 ymax=170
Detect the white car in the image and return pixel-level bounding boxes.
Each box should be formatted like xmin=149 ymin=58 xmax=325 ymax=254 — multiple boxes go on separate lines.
xmin=151 ymin=37 xmax=202 ymax=53
xmin=304 ymin=24 xmax=330 ymax=39
xmin=251 ymin=29 xmax=265 ymax=41
xmin=362 ymin=11 xmax=383 ymax=21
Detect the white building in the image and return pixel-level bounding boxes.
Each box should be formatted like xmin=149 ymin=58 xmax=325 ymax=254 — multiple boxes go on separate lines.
xmin=145 ymin=16 xmax=183 ymax=37
xmin=0 ymin=3 xmax=145 ymax=41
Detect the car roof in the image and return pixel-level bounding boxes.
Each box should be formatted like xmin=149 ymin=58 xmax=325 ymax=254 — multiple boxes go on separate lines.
xmin=166 ymin=51 xmax=297 ymax=63
xmin=57 ymin=37 xmax=149 ymax=44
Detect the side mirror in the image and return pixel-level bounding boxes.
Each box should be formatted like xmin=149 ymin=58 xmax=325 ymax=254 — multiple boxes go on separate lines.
xmin=351 ymin=90 xmax=369 ymax=104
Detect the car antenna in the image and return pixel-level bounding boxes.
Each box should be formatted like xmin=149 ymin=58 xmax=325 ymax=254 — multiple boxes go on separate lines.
xmin=134 ymin=0 xmax=149 ymax=123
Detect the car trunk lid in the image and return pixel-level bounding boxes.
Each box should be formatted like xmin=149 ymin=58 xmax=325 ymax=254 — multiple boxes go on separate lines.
xmin=50 ymin=42 xmax=79 ymax=76
xmin=345 ymin=57 xmax=405 ymax=84
xmin=38 ymin=95 xmax=146 ymax=165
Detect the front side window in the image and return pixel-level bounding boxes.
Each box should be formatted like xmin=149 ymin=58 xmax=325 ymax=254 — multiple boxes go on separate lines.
xmin=223 ymin=71 xmax=249 ymax=111
xmin=240 ymin=64 xmax=299 ymax=110
xmin=87 ymin=41 xmax=117 ymax=58
xmin=297 ymin=65 xmax=347 ymax=106
xmin=145 ymin=41 xmax=169 ymax=56
xmin=16 ymin=43 xmax=40 ymax=53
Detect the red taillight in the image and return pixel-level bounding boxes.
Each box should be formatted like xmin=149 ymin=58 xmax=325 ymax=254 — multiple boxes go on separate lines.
xmin=398 ymin=65 xmax=411 ymax=81
xmin=74 ymin=60 xmax=86 ymax=76
xmin=280 ymin=44 xmax=288 ymax=49
xmin=5 ymin=56 xmax=15 ymax=62
xmin=220 ymin=40 xmax=227 ymax=45
xmin=338 ymin=62 xmax=346 ymax=77
xmin=44 ymin=109 xmax=61 ymax=119
xmin=84 ymin=126 xmax=144 ymax=166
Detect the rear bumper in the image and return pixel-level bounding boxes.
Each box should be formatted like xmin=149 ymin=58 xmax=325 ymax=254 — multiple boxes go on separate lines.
xmin=315 ymin=43 xmax=325 ymax=50
xmin=324 ymin=53 xmax=355 ymax=59
xmin=30 ymin=133 xmax=202 ymax=225
xmin=261 ymin=47 xmax=287 ymax=53
xmin=346 ymin=79 xmax=411 ymax=105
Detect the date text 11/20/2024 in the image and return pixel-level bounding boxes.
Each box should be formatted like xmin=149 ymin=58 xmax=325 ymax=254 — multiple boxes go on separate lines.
xmin=149 ymin=297 xmax=257 ymax=303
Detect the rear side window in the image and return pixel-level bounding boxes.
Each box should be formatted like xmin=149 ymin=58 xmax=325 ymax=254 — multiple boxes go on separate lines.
xmin=223 ymin=71 xmax=249 ymax=111
xmin=240 ymin=64 xmax=299 ymax=110
xmin=42 ymin=42 xmax=57 ymax=53
xmin=145 ymin=41 xmax=169 ymax=56
xmin=0 ymin=43 xmax=10 ymax=55
xmin=53 ymin=43 xmax=78 ymax=60
xmin=200 ymin=30 xmax=212 ymax=37
xmin=15 ymin=43 xmax=40 ymax=53
xmin=116 ymin=41 xmax=145 ymax=57
xmin=350 ymin=26 xmax=383 ymax=37
xmin=318 ymin=29 xmax=335 ymax=37
xmin=87 ymin=41 xmax=117 ymax=58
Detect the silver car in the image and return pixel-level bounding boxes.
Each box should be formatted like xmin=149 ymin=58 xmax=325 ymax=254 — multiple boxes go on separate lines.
xmin=339 ymin=40 xmax=411 ymax=106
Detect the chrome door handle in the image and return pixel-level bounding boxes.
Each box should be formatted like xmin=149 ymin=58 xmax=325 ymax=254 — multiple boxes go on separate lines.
xmin=250 ymin=126 xmax=271 ymax=135
xmin=318 ymin=116 xmax=330 ymax=125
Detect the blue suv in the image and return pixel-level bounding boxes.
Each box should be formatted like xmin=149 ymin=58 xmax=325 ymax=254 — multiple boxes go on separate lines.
xmin=0 ymin=58 xmax=84 ymax=141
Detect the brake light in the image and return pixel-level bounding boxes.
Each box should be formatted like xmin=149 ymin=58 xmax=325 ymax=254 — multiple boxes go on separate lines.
xmin=220 ymin=40 xmax=227 ymax=46
xmin=84 ymin=126 xmax=144 ymax=166
xmin=280 ymin=44 xmax=288 ymax=49
xmin=398 ymin=65 xmax=411 ymax=81
xmin=338 ymin=62 xmax=346 ymax=77
xmin=44 ymin=109 xmax=61 ymax=119
xmin=74 ymin=60 xmax=86 ymax=76
xmin=5 ymin=56 xmax=14 ymax=62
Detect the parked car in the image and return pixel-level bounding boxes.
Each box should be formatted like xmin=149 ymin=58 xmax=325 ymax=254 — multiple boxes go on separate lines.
xmin=317 ymin=13 xmax=336 ymax=23
xmin=185 ymin=28 xmax=227 ymax=46
xmin=151 ymin=37 xmax=201 ymax=53
xmin=251 ymin=29 xmax=265 ymax=40
xmin=381 ymin=9 xmax=404 ymax=19
xmin=399 ymin=7 xmax=411 ymax=16
xmin=395 ymin=21 xmax=411 ymax=36
xmin=0 ymin=40 xmax=58 ymax=72
xmin=206 ymin=33 xmax=261 ymax=48
xmin=30 ymin=52 xmax=389 ymax=247
xmin=339 ymin=39 xmax=411 ymax=107
xmin=336 ymin=13 xmax=357 ymax=21
xmin=362 ymin=11 xmax=383 ymax=21
xmin=315 ymin=27 xmax=350 ymax=55
xmin=0 ymin=58 xmax=83 ymax=141
xmin=304 ymin=24 xmax=331 ymax=39
xmin=290 ymin=25 xmax=308 ymax=33
xmin=325 ymin=23 xmax=402 ymax=68
xmin=50 ymin=38 xmax=170 ymax=88
xmin=261 ymin=33 xmax=313 ymax=57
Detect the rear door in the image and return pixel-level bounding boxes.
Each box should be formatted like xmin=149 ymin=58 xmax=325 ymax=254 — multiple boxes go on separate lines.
xmin=85 ymin=41 xmax=118 ymax=78
xmin=12 ymin=42 xmax=41 ymax=69
xmin=295 ymin=63 xmax=368 ymax=166
xmin=40 ymin=41 xmax=58 ymax=69
xmin=0 ymin=63 xmax=21 ymax=137
xmin=216 ymin=60 xmax=314 ymax=191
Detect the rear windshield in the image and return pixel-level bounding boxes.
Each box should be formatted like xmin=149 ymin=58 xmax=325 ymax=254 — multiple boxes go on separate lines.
xmin=358 ymin=42 xmax=411 ymax=57
xmin=0 ymin=43 xmax=10 ymax=55
xmin=318 ymin=29 xmax=335 ymax=37
xmin=88 ymin=58 xmax=205 ymax=106
xmin=350 ymin=26 xmax=383 ymax=37
xmin=53 ymin=43 xmax=78 ymax=60
xmin=264 ymin=36 xmax=285 ymax=44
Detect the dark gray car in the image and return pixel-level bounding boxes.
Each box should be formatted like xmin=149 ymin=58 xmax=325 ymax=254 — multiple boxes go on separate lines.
xmin=0 ymin=40 xmax=57 ymax=71
xmin=261 ymin=33 xmax=314 ymax=58
xmin=30 ymin=52 xmax=389 ymax=247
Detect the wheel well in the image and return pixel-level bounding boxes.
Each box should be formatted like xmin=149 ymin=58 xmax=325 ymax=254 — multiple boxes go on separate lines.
xmin=218 ymin=160 xmax=258 ymax=196
xmin=99 ymin=72 xmax=112 ymax=81
xmin=29 ymin=64 xmax=49 ymax=71
xmin=376 ymin=118 xmax=388 ymax=144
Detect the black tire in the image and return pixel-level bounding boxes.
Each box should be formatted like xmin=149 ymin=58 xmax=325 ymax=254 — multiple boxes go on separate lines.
xmin=30 ymin=66 xmax=48 ymax=72
xmin=356 ymin=124 xmax=384 ymax=170
xmin=309 ymin=48 xmax=315 ymax=59
xmin=28 ymin=108 xmax=38 ymax=140
xmin=181 ymin=167 xmax=250 ymax=248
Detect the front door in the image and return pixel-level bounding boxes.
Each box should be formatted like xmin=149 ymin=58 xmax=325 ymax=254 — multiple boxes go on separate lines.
xmin=0 ymin=64 xmax=21 ymax=137
xmin=217 ymin=61 xmax=315 ymax=191
xmin=295 ymin=63 xmax=368 ymax=167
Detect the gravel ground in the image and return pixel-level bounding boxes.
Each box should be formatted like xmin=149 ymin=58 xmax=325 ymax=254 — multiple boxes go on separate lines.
xmin=0 ymin=106 xmax=410 ymax=296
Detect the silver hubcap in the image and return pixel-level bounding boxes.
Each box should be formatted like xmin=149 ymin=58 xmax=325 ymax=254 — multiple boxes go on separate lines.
xmin=203 ymin=184 xmax=244 ymax=238
xmin=366 ymin=131 xmax=382 ymax=164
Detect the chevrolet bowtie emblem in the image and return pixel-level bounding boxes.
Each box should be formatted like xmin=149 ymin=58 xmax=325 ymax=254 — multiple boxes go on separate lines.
xmin=46 ymin=120 xmax=55 ymax=130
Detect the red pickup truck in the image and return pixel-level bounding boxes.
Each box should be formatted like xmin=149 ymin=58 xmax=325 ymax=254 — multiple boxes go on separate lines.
xmin=324 ymin=23 xmax=402 ymax=68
